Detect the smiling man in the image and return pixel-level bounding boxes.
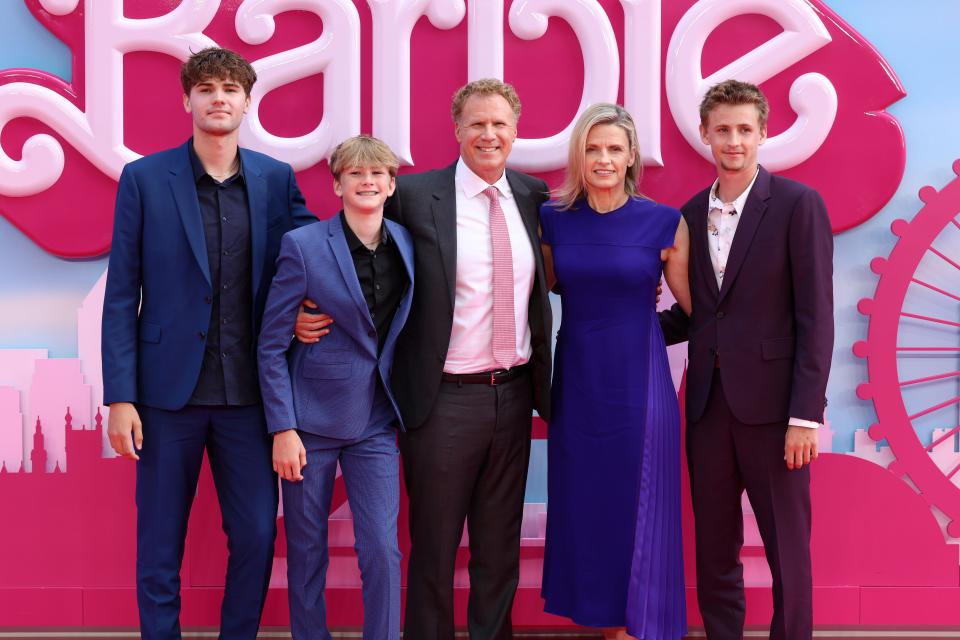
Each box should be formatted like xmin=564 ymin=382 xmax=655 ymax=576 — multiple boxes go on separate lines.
xmin=661 ymin=79 xmax=834 ymax=640
xmin=295 ymin=78 xmax=553 ymax=639
xmin=101 ymin=48 xmax=316 ymax=639
xmin=395 ymin=78 xmax=552 ymax=640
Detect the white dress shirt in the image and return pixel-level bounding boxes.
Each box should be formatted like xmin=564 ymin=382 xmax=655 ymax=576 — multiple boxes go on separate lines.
xmin=444 ymin=159 xmax=535 ymax=373
xmin=706 ymin=168 xmax=820 ymax=429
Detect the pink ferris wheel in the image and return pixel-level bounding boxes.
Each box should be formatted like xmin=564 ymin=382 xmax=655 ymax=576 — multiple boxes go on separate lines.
xmin=854 ymin=160 xmax=960 ymax=535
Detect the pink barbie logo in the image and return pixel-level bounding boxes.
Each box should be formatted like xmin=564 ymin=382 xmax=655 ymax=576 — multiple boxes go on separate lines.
xmin=0 ymin=0 xmax=904 ymax=258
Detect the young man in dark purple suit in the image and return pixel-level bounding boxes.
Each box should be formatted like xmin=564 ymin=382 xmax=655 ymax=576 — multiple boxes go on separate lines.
xmin=661 ymin=80 xmax=834 ymax=640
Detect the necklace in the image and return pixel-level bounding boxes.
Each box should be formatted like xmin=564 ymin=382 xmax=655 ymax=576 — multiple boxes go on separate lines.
xmin=362 ymin=230 xmax=382 ymax=251
xmin=209 ymin=157 xmax=240 ymax=182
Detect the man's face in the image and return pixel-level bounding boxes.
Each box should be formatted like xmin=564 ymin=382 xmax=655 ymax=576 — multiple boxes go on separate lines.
xmin=699 ymin=103 xmax=767 ymax=174
xmin=183 ymin=77 xmax=250 ymax=137
xmin=455 ymin=94 xmax=517 ymax=184
xmin=334 ymin=165 xmax=396 ymax=214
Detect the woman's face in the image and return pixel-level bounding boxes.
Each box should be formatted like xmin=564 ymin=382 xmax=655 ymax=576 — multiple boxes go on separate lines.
xmin=582 ymin=123 xmax=635 ymax=195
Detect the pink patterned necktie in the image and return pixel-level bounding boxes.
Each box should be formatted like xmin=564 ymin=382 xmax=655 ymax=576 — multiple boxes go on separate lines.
xmin=483 ymin=186 xmax=516 ymax=369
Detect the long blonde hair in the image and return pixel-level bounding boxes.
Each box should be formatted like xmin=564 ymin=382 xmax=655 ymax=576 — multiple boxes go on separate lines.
xmin=552 ymin=103 xmax=644 ymax=210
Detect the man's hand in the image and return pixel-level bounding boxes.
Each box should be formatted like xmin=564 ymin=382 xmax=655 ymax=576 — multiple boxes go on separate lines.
xmin=295 ymin=299 xmax=333 ymax=344
xmin=108 ymin=402 xmax=143 ymax=461
xmin=273 ymin=429 xmax=307 ymax=482
xmin=784 ymin=425 xmax=818 ymax=470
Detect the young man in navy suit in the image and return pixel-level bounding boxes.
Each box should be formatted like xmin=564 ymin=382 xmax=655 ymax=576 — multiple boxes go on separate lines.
xmin=101 ymin=48 xmax=316 ymax=639
xmin=257 ymin=136 xmax=414 ymax=640
xmin=661 ymin=80 xmax=834 ymax=640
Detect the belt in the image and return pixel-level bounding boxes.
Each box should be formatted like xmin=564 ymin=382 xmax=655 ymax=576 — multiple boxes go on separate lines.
xmin=441 ymin=363 xmax=529 ymax=386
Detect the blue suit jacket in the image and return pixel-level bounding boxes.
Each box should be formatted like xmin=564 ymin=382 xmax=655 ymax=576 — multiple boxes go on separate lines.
xmin=257 ymin=214 xmax=415 ymax=439
xmin=101 ymin=140 xmax=317 ymax=410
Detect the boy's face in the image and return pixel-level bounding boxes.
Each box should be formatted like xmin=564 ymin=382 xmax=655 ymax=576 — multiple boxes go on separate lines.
xmin=183 ymin=76 xmax=250 ymax=137
xmin=699 ymin=103 xmax=767 ymax=175
xmin=334 ymin=165 xmax=396 ymax=214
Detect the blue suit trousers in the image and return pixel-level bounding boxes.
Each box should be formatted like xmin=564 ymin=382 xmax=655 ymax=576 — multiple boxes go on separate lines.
xmin=282 ymin=427 xmax=401 ymax=640
xmin=135 ymin=404 xmax=278 ymax=640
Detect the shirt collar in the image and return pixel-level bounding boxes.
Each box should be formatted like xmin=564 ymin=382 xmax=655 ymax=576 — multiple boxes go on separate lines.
xmin=708 ymin=165 xmax=760 ymax=214
xmin=340 ymin=211 xmax=390 ymax=253
xmin=455 ymin=157 xmax=513 ymax=200
xmin=188 ymin=138 xmax=245 ymax=185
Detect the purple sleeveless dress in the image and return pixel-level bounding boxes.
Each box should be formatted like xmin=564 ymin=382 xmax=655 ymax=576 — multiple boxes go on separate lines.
xmin=540 ymin=197 xmax=686 ymax=639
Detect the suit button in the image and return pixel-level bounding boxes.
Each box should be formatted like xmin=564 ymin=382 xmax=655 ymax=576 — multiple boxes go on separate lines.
xmin=198 ymin=331 xmax=206 ymax=339
xmin=204 ymin=296 xmax=212 ymax=304
xmin=716 ymin=311 xmax=725 ymax=319
xmin=368 ymin=329 xmax=376 ymax=338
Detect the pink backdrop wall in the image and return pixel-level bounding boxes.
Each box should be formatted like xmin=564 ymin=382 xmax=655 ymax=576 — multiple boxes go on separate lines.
xmin=2 ymin=0 xmax=960 ymax=631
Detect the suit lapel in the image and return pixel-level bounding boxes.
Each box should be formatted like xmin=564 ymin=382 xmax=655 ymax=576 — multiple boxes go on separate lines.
xmin=328 ymin=214 xmax=377 ymax=357
xmin=241 ymin=149 xmax=268 ymax=302
xmin=169 ymin=142 xmax=211 ymax=286
xmin=506 ymin=170 xmax=541 ymax=249
xmin=430 ymin=166 xmax=458 ymax=311
xmin=506 ymin=169 xmax=548 ymax=309
xmin=382 ymin=219 xmax=415 ymax=349
xmin=718 ymin=167 xmax=771 ymax=303
xmin=691 ymin=192 xmax=720 ymax=300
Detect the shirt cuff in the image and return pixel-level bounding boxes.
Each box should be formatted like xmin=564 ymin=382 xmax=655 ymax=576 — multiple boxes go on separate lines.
xmin=789 ymin=417 xmax=820 ymax=429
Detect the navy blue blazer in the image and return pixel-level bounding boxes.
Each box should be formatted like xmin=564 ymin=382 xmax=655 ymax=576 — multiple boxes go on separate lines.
xmin=101 ymin=140 xmax=317 ymax=410
xmin=257 ymin=214 xmax=415 ymax=439
xmin=660 ymin=166 xmax=834 ymax=425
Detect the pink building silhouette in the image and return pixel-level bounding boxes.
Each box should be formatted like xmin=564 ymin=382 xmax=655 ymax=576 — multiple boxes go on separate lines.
xmin=29 ymin=417 xmax=47 ymax=473
xmin=27 ymin=359 xmax=91 ymax=472
xmin=0 ymin=386 xmax=21 ymax=471
xmin=76 ymin=271 xmax=110 ymax=458
xmin=0 ymin=348 xmax=47 ymax=469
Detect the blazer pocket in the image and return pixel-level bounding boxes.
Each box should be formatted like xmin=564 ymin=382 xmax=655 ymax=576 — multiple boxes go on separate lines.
xmin=139 ymin=321 xmax=161 ymax=344
xmin=301 ymin=358 xmax=352 ymax=380
xmin=761 ymin=337 xmax=795 ymax=360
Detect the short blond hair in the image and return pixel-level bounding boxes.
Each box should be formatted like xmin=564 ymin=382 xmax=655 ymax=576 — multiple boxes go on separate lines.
xmin=552 ymin=103 xmax=644 ymax=210
xmin=451 ymin=78 xmax=522 ymax=124
xmin=329 ymin=135 xmax=399 ymax=180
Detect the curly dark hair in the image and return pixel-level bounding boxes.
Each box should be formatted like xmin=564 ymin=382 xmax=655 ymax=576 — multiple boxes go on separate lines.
xmin=180 ymin=47 xmax=257 ymax=96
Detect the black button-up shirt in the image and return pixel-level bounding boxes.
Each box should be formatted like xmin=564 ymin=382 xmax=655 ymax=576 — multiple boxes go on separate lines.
xmin=188 ymin=142 xmax=259 ymax=406
xmin=341 ymin=214 xmax=407 ymax=354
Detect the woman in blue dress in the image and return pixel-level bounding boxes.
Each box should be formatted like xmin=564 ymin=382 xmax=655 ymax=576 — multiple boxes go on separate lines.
xmin=539 ymin=103 xmax=691 ymax=640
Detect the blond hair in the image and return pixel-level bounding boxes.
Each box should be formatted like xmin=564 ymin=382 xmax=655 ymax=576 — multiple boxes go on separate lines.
xmin=451 ymin=78 xmax=522 ymax=124
xmin=552 ymin=103 xmax=644 ymax=210
xmin=329 ymin=135 xmax=400 ymax=180
xmin=699 ymin=79 xmax=769 ymax=130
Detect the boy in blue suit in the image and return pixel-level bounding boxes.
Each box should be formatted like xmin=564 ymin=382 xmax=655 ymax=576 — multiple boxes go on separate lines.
xmin=258 ymin=135 xmax=414 ymax=640
xmin=102 ymin=48 xmax=317 ymax=639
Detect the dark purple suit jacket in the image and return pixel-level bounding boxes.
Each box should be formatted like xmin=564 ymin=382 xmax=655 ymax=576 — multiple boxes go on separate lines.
xmin=661 ymin=166 xmax=834 ymax=425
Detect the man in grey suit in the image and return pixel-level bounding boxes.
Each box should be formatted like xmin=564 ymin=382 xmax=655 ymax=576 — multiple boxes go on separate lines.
xmin=298 ymin=79 xmax=552 ymax=639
